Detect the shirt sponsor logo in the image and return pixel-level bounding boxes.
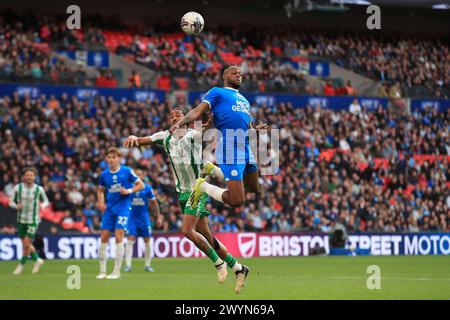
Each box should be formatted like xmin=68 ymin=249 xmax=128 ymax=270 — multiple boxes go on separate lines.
xmin=231 ymin=100 xmax=250 ymax=114
xmin=108 ymin=183 xmax=122 ymax=193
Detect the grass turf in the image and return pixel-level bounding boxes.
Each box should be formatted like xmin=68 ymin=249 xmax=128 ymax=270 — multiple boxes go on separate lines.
xmin=1 ymin=255 xmax=449 ymax=299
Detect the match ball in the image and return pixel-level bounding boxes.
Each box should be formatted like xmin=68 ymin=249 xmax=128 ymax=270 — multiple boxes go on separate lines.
xmin=180 ymin=12 xmax=204 ymax=35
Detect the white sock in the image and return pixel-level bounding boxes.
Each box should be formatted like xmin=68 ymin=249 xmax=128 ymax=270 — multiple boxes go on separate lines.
xmin=200 ymin=181 xmax=226 ymax=203
xmin=99 ymin=243 xmax=108 ymax=274
xmin=214 ymin=258 xmax=224 ymax=266
xmin=125 ymin=240 xmax=134 ymax=268
xmin=113 ymin=242 xmax=124 ymax=273
xmin=232 ymin=262 xmax=243 ymax=273
xmin=211 ymin=165 xmax=225 ymax=180
xmin=144 ymin=242 xmax=152 ymax=267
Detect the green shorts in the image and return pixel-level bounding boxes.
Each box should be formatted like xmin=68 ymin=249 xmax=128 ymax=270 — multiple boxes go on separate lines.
xmin=18 ymin=223 xmax=38 ymax=239
xmin=178 ymin=192 xmax=210 ymax=218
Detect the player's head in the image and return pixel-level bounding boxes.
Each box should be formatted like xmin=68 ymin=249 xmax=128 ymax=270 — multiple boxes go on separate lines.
xmin=170 ymin=107 xmax=188 ymax=125
xmin=22 ymin=167 xmax=37 ymax=184
xmin=221 ymin=64 xmax=242 ymax=89
xmin=106 ymin=147 xmax=121 ymax=169
xmin=134 ymin=168 xmax=145 ymax=181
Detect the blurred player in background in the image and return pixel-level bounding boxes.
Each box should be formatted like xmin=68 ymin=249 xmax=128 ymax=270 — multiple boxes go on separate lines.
xmin=124 ymin=108 xmax=249 ymax=293
xmin=124 ymin=168 xmax=162 ymax=272
xmin=9 ymin=167 xmax=49 ymax=275
xmin=96 ymin=148 xmax=145 ymax=280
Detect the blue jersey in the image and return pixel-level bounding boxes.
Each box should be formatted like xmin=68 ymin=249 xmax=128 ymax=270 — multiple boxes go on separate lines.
xmin=131 ymin=184 xmax=156 ymax=216
xmin=99 ymin=166 xmax=139 ymax=212
xmin=202 ymin=86 xmax=254 ymax=163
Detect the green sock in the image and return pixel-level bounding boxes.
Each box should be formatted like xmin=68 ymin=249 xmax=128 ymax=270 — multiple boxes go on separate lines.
xmin=30 ymin=252 xmax=40 ymax=261
xmin=20 ymin=256 xmax=28 ymax=265
xmin=224 ymin=253 xmax=237 ymax=268
xmin=205 ymin=247 xmax=222 ymax=265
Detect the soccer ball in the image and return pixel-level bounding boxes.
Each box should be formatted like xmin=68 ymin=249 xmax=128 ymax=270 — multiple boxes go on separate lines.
xmin=180 ymin=12 xmax=204 ymax=35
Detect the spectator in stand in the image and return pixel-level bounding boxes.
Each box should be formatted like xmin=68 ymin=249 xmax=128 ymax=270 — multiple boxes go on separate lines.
xmin=389 ymin=82 xmax=402 ymax=99
xmin=156 ymin=73 xmax=171 ymax=91
xmin=345 ymin=81 xmax=356 ymax=96
xmin=0 ymin=85 xmax=448 ymax=234
xmin=128 ymin=70 xmax=141 ymax=88
xmin=378 ymin=82 xmax=389 ymax=97
xmin=349 ymin=99 xmax=362 ymax=116
xmin=323 ymin=80 xmax=336 ymax=96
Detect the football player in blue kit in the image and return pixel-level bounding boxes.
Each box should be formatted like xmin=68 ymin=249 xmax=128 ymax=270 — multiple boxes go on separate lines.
xmin=124 ymin=168 xmax=162 ymax=273
xmin=96 ymin=147 xmax=145 ymax=280
xmin=170 ymin=64 xmax=269 ymax=291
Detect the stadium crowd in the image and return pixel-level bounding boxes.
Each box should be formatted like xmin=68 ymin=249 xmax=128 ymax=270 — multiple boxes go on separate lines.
xmin=0 ymin=91 xmax=449 ymax=234
xmin=1 ymin=10 xmax=448 ymax=97
xmin=0 ymin=21 xmax=93 ymax=86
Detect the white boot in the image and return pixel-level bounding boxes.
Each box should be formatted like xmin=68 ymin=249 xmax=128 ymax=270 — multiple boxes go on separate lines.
xmin=31 ymin=258 xmax=44 ymax=274
xmin=13 ymin=264 xmax=24 ymax=275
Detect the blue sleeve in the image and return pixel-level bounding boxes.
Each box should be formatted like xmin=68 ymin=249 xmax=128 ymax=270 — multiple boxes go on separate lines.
xmin=128 ymin=167 xmax=139 ymax=184
xmin=99 ymin=172 xmax=106 ymax=187
xmin=147 ymin=185 xmax=156 ymax=200
xmin=202 ymin=87 xmax=220 ymax=110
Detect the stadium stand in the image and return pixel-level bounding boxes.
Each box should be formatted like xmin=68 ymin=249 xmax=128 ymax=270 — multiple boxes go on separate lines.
xmin=1 ymin=10 xmax=447 ymax=97
xmin=1 ymin=92 xmax=448 ymax=233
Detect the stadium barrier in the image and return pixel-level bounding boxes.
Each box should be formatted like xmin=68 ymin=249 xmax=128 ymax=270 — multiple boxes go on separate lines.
xmin=1 ymin=83 xmax=449 ymax=111
xmin=1 ymin=232 xmax=449 ymax=261
xmin=57 ymin=50 xmax=110 ymax=68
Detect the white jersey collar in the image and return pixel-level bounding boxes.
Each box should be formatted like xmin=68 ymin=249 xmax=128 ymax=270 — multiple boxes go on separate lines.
xmin=223 ymin=86 xmax=239 ymax=92
xmin=109 ymin=166 xmax=121 ymax=174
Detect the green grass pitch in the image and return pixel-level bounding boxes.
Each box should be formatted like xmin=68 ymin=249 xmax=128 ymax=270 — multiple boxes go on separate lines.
xmin=1 ymin=256 xmax=449 ymax=299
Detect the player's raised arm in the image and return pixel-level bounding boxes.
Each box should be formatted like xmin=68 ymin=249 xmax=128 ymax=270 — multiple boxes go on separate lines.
xmin=170 ymin=101 xmax=210 ymax=132
xmin=123 ymin=131 xmax=167 ymax=148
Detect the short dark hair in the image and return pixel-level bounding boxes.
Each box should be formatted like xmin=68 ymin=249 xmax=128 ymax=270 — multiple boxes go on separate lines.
xmin=22 ymin=167 xmax=37 ymax=176
xmin=172 ymin=107 xmax=189 ymax=115
xmin=220 ymin=64 xmax=236 ymax=81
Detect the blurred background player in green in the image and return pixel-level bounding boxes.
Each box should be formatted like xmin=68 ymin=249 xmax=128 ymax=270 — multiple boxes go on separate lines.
xmin=9 ymin=167 xmax=49 ymax=275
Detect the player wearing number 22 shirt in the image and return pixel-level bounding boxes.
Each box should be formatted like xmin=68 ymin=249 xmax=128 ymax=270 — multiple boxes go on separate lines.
xmin=98 ymin=166 xmax=140 ymax=232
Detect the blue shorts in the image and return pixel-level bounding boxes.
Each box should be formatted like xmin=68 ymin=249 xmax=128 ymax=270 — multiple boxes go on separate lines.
xmin=101 ymin=207 xmax=131 ymax=232
xmin=219 ymin=161 xmax=258 ymax=181
xmin=127 ymin=213 xmax=152 ymax=237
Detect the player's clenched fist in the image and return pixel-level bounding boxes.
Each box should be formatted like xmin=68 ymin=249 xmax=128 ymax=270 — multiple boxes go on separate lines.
xmin=156 ymin=215 xmax=164 ymax=228
xmin=123 ymin=135 xmax=139 ymax=148
xmin=255 ymin=123 xmax=270 ymax=131
xmin=97 ymin=201 xmax=106 ymax=212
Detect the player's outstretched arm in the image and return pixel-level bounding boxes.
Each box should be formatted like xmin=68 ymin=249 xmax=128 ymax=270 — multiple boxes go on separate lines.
xmin=123 ymin=131 xmax=167 ymax=148
xmin=123 ymin=135 xmax=152 ymax=148
xmin=170 ymin=101 xmax=210 ymax=132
